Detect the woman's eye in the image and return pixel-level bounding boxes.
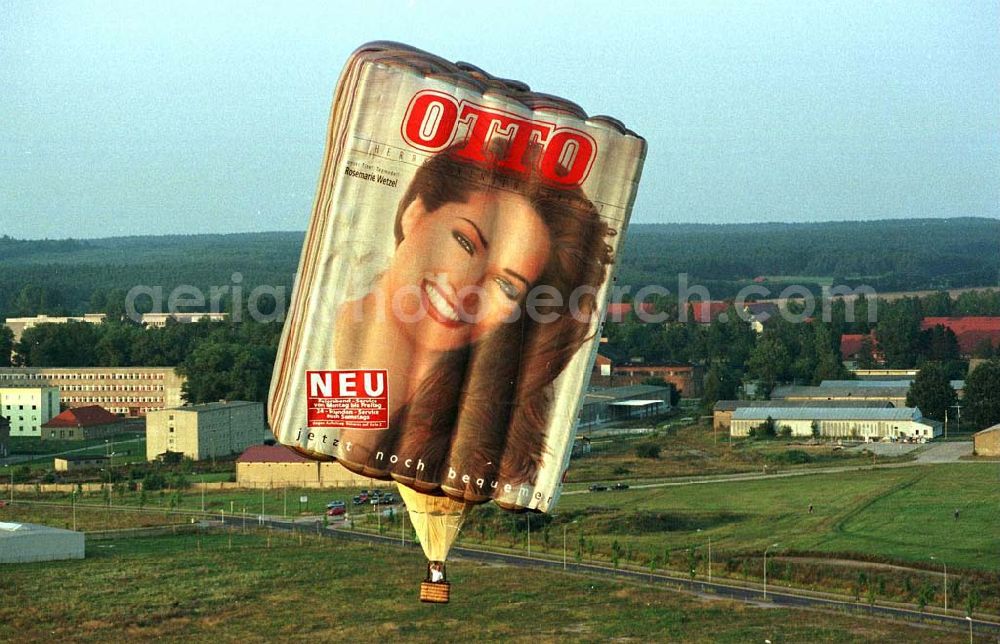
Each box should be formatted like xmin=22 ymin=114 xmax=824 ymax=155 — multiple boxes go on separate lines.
xmin=494 ymin=277 xmax=520 ymax=301
xmin=452 ymin=231 xmax=474 ymax=255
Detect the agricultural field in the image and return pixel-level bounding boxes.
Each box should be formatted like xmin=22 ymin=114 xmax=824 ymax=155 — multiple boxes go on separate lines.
xmin=461 ymin=463 xmax=997 ymax=614
xmin=553 ymin=464 xmax=999 ymax=572
xmin=564 ymin=423 xmax=914 ymax=483
xmin=0 ymin=532 xmax=968 ymax=643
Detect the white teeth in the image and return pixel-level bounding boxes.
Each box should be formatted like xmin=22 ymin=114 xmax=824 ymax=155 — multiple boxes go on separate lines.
xmin=424 ymin=283 xmax=460 ymax=322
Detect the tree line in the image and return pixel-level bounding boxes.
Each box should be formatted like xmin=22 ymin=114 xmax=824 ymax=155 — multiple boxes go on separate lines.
xmin=3 ymin=219 xmax=999 ymax=319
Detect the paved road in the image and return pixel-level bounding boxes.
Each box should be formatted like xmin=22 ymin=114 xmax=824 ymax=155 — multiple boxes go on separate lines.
xmin=914 ymin=441 xmax=973 ymax=463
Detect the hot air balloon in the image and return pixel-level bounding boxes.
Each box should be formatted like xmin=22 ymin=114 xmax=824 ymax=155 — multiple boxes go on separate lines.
xmin=267 ymin=42 xmax=645 ymax=603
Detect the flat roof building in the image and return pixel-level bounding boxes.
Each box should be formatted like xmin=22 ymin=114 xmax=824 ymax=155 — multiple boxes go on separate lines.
xmin=54 ymin=454 xmax=110 ymax=472
xmin=712 ymin=399 xmax=893 ymax=434
xmin=973 ymin=424 xmax=1000 ymax=457
xmin=0 ymin=522 xmax=85 ymax=563
xmin=0 ymin=367 xmax=185 ymax=417
xmin=771 ymin=385 xmax=910 ymax=408
xmin=5 ymin=312 xmax=228 ymax=343
xmin=146 ymin=400 xmax=267 ymax=461
xmin=579 ymin=385 xmax=671 ymax=428
xmin=4 ymin=314 xmax=106 ymax=343
xmin=730 ymin=406 xmax=941 ymax=442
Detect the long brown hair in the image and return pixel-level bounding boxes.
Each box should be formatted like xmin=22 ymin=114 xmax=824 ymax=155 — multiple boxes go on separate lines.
xmin=377 ymin=146 xmax=614 ymax=500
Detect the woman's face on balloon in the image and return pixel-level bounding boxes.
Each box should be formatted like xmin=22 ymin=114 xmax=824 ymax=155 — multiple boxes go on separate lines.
xmin=388 ymin=191 xmax=551 ymax=352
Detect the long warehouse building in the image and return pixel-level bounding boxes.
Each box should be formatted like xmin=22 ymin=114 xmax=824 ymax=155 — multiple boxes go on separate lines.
xmin=730 ymin=407 xmax=941 ymax=442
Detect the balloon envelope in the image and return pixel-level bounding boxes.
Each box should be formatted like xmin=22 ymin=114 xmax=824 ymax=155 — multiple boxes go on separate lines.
xmin=268 ymin=42 xmax=646 ymax=518
xmin=398 ymin=486 xmax=471 ymax=562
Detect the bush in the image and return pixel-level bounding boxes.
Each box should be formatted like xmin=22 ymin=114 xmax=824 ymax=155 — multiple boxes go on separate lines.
xmin=142 ymin=471 xmax=167 ymax=491
xmin=770 ymin=450 xmax=813 ymax=465
xmin=635 ymin=443 xmax=661 ymax=459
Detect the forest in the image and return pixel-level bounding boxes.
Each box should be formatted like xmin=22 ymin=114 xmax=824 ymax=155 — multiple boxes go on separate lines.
xmin=2 ymin=217 xmax=998 ymax=319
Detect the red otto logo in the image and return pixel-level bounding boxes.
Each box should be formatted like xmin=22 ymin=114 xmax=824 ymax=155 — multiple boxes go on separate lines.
xmin=401 ymin=90 xmax=597 ymax=188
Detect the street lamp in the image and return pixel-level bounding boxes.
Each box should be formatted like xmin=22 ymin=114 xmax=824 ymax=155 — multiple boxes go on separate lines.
xmin=697 ymin=528 xmax=713 ymax=583
xmin=563 ymin=520 xmax=579 ymax=571
xmin=931 ymin=555 xmax=948 ymax=612
xmin=526 ymin=515 xmax=531 ymax=558
xmin=763 ymin=542 xmax=779 ymax=601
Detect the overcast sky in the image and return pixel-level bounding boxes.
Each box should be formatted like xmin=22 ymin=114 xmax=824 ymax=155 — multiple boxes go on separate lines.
xmin=1 ymin=0 xmax=998 ymax=239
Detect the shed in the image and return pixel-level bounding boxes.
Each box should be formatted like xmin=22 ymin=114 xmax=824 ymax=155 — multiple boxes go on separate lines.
xmin=0 ymin=522 xmax=85 ymax=563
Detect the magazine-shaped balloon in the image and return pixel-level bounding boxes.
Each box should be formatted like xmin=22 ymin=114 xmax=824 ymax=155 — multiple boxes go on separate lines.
xmin=268 ymin=42 xmax=646 ymax=513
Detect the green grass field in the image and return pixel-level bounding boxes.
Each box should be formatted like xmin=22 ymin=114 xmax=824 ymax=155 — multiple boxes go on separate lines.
xmin=0 ymin=532 xmax=966 ymax=643
xmin=554 ymin=464 xmax=998 ymax=572
xmin=565 ymin=423 xmax=913 ymax=482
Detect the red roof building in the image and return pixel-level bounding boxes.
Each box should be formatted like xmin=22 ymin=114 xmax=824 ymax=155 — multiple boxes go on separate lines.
xmin=41 ymin=405 xmax=126 ymax=441
xmin=236 ymin=444 xmax=313 ymax=464
xmin=688 ymin=301 xmax=729 ymax=324
xmin=840 ymin=331 xmax=880 ymax=362
xmin=235 ymin=444 xmax=374 ymax=487
xmin=606 ymin=302 xmax=658 ymax=322
xmin=921 ymin=317 xmax=1000 ymax=356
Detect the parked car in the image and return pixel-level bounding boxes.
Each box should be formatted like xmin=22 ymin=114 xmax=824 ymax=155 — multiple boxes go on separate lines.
xmin=326 ymin=500 xmax=346 ymax=509
xmin=352 ymin=494 xmax=369 ymax=505
xmin=326 ymin=501 xmax=346 ymax=516
xmin=589 ymin=484 xmax=608 ymax=492
xmin=612 ymin=483 xmax=630 ymax=491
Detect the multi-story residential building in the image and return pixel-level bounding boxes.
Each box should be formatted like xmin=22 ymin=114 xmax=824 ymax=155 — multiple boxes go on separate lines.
xmin=146 ymin=401 xmax=267 ymax=461
xmin=0 ymin=386 xmax=60 ymax=437
xmin=0 ymin=367 xmax=185 ymax=417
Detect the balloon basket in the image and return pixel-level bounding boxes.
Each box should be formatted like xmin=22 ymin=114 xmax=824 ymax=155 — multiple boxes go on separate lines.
xmin=420 ymin=581 xmax=450 ymax=604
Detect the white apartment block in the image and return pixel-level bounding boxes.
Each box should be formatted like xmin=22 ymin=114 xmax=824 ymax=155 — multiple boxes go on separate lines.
xmin=0 ymin=386 xmax=60 ymax=437
xmin=5 ymin=312 xmax=228 ymax=343
xmin=0 ymin=367 xmax=185 ymax=417
xmin=146 ymin=401 xmax=267 ymax=461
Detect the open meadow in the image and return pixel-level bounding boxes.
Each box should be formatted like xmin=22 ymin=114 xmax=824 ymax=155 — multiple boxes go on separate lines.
xmin=5 ymin=460 xmax=997 ymax=618
xmin=0 ymin=531 xmax=971 ymax=643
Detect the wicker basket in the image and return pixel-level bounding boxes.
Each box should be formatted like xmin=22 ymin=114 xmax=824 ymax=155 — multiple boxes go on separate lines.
xmin=420 ymin=581 xmax=450 ymax=603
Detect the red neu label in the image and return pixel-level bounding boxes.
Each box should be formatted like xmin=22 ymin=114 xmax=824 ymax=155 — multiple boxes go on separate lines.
xmin=306 ymin=370 xmax=388 ymax=429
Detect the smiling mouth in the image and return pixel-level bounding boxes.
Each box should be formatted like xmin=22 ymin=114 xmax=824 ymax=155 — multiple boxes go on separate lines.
xmin=422 ymin=279 xmax=464 ymax=327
